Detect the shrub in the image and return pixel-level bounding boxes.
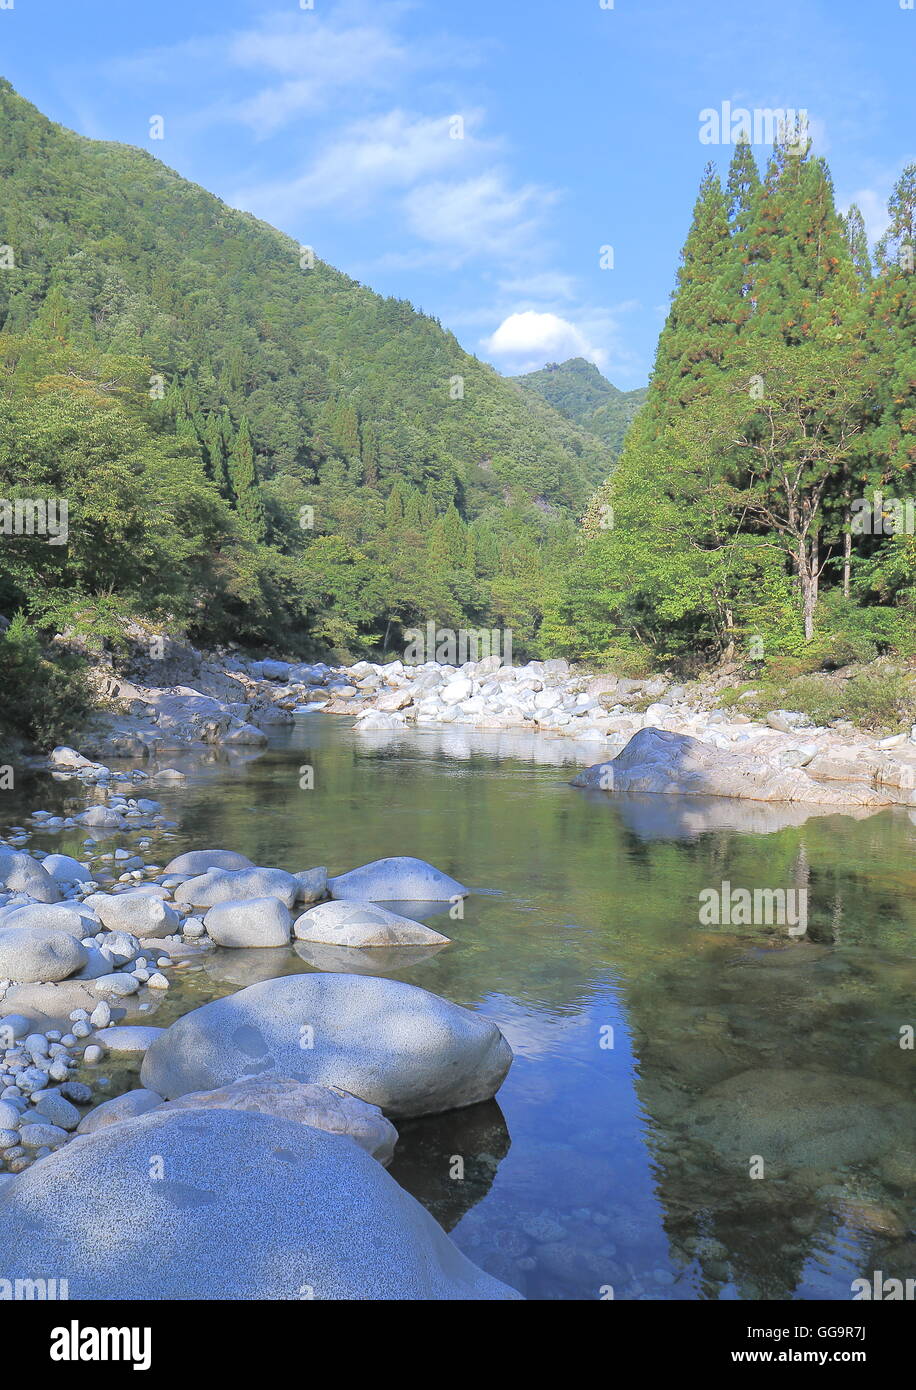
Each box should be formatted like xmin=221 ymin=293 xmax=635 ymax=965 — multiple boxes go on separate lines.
xmin=0 ymin=613 xmax=94 ymax=751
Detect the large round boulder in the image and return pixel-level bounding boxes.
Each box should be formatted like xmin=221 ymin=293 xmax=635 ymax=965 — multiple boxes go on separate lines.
xmin=163 ymin=849 xmax=254 ymax=875
xmin=327 ymin=856 xmax=467 ymax=902
xmin=0 ymin=928 xmax=87 ymax=984
xmin=175 ymin=867 xmax=298 ymax=910
xmin=41 ymin=854 xmax=94 ymax=884
xmin=83 ymin=892 xmax=180 ymax=938
xmin=141 ymin=972 xmax=512 ymax=1118
xmin=204 ymin=897 xmax=292 ymax=948
xmin=0 ymin=1109 xmax=521 ymax=1299
xmin=293 ymin=900 xmax=450 ymax=948
xmin=0 ymin=851 xmax=62 ymax=904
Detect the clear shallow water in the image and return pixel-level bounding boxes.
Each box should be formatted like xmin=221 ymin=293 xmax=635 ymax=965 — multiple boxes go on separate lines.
xmin=7 ymin=714 xmax=916 ymax=1301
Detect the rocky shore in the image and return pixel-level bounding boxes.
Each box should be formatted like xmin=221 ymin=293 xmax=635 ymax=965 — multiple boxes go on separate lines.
xmin=73 ymin=636 xmax=916 ymax=809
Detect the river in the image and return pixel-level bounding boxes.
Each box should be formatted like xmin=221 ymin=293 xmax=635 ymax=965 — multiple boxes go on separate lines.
xmin=6 ymin=712 xmax=915 ymax=1301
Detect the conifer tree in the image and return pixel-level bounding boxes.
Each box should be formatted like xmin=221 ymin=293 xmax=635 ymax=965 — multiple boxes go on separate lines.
xmin=227 ymin=416 xmax=266 ymax=538
xmin=643 ymin=164 xmax=735 ymax=433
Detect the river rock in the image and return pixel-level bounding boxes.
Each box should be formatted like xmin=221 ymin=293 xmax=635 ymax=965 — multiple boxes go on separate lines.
xmin=203 ymin=898 xmax=292 ymax=948
xmin=0 ymin=929 xmax=87 ymax=984
xmin=0 ymin=851 xmax=62 ymax=903
xmin=0 ymin=1109 xmax=521 ymax=1298
xmin=40 ymin=854 xmax=94 ymax=884
xmin=293 ymin=900 xmax=450 ymax=948
xmin=571 ymin=727 xmax=887 ymax=806
xmin=33 ymin=1094 xmax=81 ymax=1131
xmin=83 ymin=892 xmax=179 ymax=938
xmin=174 ymin=867 xmax=299 ymax=910
xmin=92 ymin=1026 xmax=164 ymax=1054
xmin=76 ymin=1088 xmax=164 ymax=1134
xmin=141 ymin=972 xmax=512 ymax=1118
xmin=18 ymin=1122 xmax=68 ymax=1149
xmin=0 ymin=902 xmax=92 ymax=935
xmin=293 ymin=867 xmax=328 ymax=904
xmin=156 ymin=1076 xmax=398 ymax=1164
xmin=328 ymin=856 xmax=467 ymax=902
xmin=688 ymin=1067 xmax=915 ymax=1176
xmin=163 ymin=850 xmax=255 ymax=875
xmin=76 ymin=806 xmax=126 ymax=832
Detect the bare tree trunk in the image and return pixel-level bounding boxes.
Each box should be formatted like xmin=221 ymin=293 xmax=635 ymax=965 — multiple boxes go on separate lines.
xmin=797 ymin=536 xmax=818 ymax=641
xmin=842 ymin=497 xmax=852 ymax=600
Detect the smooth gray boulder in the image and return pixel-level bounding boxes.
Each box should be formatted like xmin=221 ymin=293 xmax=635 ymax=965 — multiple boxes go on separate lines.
xmin=0 ymin=851 xmax=62 ymax=903
xmin=93 ymin=1026 xmax=164 ymax=1055
xmin=203 ymin=897 xmax=292 ymax=948
xmin=156 ymin=1076 xmax=398 ymax=1165
xmin=2 ymin=980 xmax=98 ymax=1024
xmin=175 ymin=866 xmax=298 ymax=910
xmin=141 ymin=972 xmax=512 ymax=1118
xmin=76 ymin=806 xmax=126 ymax=832
xmin=293 ymin=940 xmax=448 ymax=975
xmin=293 ymin=900 xmax=450 ymax=948
xmin=0 ymin=928 xmax=87 ymax=984
xmin=0 ymin=902 xmax=92 ymax=935
xmin=163 ymin=850 xmax=254 ymax=875
xmin=0 ymin=1109 xmax=521 ymax=1299
xmin=76 ymin=1088 xmax=164 ymax=1134
xmin=82 ymin=892 xmax=180 ymax=938
xmin=571 ymin=727 xmax=887 ymax=806
xmin=328 ymin=856 xmax=467 ymax=902
xmin=41 ymin=854 xmax=93 ymax=884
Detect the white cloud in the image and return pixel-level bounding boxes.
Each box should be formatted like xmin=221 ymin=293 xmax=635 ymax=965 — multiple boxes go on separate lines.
xmin=232 ymin=110 xmax=486 ymax=222
xmin=482 ymin=311 xmax=608 ymax=372
xmin=403 ymin=171 xmax=553 ymax=265
xmin=229 ymin=15 xmax=409 ymax=133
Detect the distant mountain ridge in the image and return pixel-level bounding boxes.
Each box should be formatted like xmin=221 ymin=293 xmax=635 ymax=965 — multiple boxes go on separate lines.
xmin=515 ymin=357 xmax=647 ymax=455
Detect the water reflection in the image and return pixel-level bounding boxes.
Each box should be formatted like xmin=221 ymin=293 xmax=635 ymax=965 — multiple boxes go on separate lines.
xmin=389 ymin=1099 xmax=512 ymax=1232
xmin=3 ymin=713 xmax=913 ymax=1301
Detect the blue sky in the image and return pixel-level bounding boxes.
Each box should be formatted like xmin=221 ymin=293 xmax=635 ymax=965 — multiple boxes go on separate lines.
xmin=1 ymin=0 xmax=913 ymax=387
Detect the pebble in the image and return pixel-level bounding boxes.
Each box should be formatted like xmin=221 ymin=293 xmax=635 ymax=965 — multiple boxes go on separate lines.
xmin=83 ymin=1045 xmax=104 ymax=1066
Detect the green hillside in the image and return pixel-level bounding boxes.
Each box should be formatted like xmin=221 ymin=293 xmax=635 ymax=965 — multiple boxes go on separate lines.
xmin=515 ymin=358 xmax=647 ymax=455
xmin=0 ymin=78 xmax=612 ymax=660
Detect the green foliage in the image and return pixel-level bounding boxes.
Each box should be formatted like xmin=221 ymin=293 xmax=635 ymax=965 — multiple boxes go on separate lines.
xmin=0 ymin=78 xmax=613 ymax=663
xmin=551 ymin=135 xmax=916 ymax=672
xmin=720 ymin=666 xmax=914 ymax=733
xmin=0 ymin=613 xmax=93 ymax=749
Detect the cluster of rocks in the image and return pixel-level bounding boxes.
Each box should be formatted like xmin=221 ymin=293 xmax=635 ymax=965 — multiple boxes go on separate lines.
xmin=67 ymin=630 xmax=916 ymax=807
xmin=1 ymin=784 xmax=480 ymax=1193
xmin=0 ymin=758 xmax=518 ymax=1296
xmin=312 ymin=659 xmax=916 ymax=807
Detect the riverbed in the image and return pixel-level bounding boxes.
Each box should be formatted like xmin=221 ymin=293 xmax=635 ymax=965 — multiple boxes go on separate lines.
xmin=6 ymin=713 xmax=915 ymax=1300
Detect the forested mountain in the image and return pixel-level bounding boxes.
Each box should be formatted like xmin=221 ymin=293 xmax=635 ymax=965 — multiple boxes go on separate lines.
xmin=0 ymin=79 xmax=612 ymax=657
xmin=515 ymin=358 xmax=647 ymax=455
xmin=544 ymin=133 xmax=916 ymax=672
